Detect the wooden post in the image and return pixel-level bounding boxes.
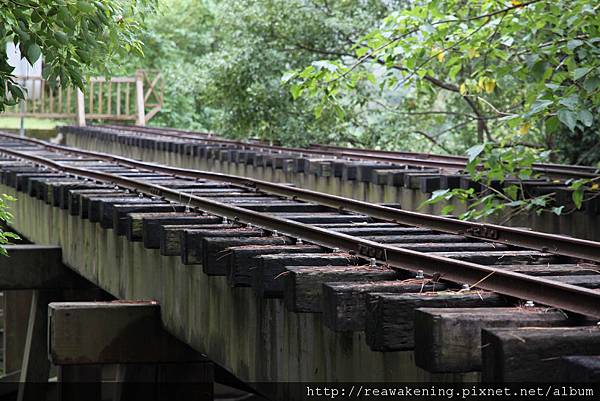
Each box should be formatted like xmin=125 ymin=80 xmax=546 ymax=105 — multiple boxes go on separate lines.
xmin=17 ymin=289 xmax=61 ymax=401
xmin=76 ymin=89 xmax=86 ymax=127
xmin=135 ymin=71 xmax=145 ymax=126
xmin=3 ymin=291 xmax=32 ymax=374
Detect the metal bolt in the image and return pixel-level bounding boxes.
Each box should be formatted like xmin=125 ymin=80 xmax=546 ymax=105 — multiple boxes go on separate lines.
xmin=222 ymin=217 xmax=228 ymax=224
xmin=271 ymin=230 xmax=279 ymax=237
xmin=369 ymin=258 xmax=377 ymax=267
xmin=462 ymin=283 xmax=471 ymax=291
xmin=332 ymin=247 xmax=340 ymax=253
xmin=296 ymin=238 xmax=303 ymax=244
xmin=415 ymin=270 xmax=424 ymax=279
xmin=138 ymin=193 xmax=144 ymax=198
xmin=525 ymin=300 xmax=535 ymax=308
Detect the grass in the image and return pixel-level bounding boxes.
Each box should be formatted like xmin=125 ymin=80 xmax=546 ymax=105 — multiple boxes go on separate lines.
xmin=0 ymin=116 xmax=68 ymax=130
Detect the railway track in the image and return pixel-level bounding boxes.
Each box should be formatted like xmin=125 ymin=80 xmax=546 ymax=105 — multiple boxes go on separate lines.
xmin=0 ymin=132 xmax=599 ymax=383
xmin=0 ymin=131 xmax=598 ymax=313
xmin=93 ymin=124 xmax=600 ymax=180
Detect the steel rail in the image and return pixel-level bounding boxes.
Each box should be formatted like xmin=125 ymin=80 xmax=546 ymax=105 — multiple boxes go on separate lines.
xmin=96 ymin=125 xmax=600 ymax=179
xmin=0 ymin=143 xmax=599 ymax=318
xmin=97 ymin=125 xmax=468 ymax=169
xmin=3 ymin=132 xmax=599 ymax=263
xmin=310 ymin=145 xmax=600 ymax=179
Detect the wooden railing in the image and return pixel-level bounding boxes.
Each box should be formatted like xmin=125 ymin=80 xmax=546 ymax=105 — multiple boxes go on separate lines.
xmin=2 ymin=70 xmax=163 ymax=126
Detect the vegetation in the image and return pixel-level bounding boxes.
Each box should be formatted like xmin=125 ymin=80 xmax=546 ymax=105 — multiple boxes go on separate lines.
xmin=0 ymin=0 xmax=151 ymax=110
xmin=286 ymin=0 xmax=600 ymax=218
xmin=2 ymin=0 xmax=600 ymax=221
xmin=1 ymin=0 xmax=153 ymax=251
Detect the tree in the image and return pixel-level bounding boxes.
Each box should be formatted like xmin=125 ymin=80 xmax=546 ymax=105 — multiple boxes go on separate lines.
xmin=288 ymin=0 xmax=600 ymax=219
xmin=0 ymin=0 xmax=151 ymax=110
xmin=115 ymin=0 xmax=408 ymax=145
xmin=0 ymin=0 xmax=152 ymax=252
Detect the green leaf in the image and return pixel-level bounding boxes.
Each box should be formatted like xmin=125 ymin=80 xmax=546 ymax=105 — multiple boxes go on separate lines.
xmin=504 ymin=185 xmax=519 ymax=200
xmin=26 ymin=43 xmax=42 ymax=65
xmin=355 ymin=47 xmax=369 ymax=58
xmin=557 ymin=109 xmax=577 ymax=131
xmin=314 ymin=102 xmax=324 ymax=119
xmin=573 ymin=67 xmax=591 ymax=80
xmin=281 ymin=72 xmax=295 ymax=83
xmin=440 ymin=205 xmax=454 ymax=215
xmin=572 ymin=189 xmax=584 ymax=209
xmin=558 ymin=95 xmax=579 ymax=110
xmin=290 ymin=84 xmax=303 ymax=100
xmin=551 ymin=206 xmax=564 ymax=216
xmin=579 ymin=109 xmax=593 ymax=127
xmin=567 ymin=39 xmax=583 ymax=51
xmin=583 ymin=76 xmax=600 ymax=92
xmin=466 ymin=144 xmax=485 ymax=162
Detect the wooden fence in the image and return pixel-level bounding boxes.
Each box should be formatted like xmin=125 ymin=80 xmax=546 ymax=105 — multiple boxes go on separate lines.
xmin=2 ymin=70 xmax=163 ymax=126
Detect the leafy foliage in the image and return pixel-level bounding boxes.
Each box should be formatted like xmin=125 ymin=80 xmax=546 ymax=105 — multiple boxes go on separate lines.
xmin=0 ymin=194 xmax=20 ymax=256
xmin=119 ymin=0 xmax=409 ymax=145
xmin=0 ymin=0 xmax=152 ymax=110
xmin=1 ymin=0 xmax=150 ymax=253
xmin=285 ymin=0 xmax=600 ymax=219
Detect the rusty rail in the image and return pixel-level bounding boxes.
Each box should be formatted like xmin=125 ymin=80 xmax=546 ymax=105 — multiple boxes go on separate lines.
xmin=96 ymin=125 xmax=600 ymax=179
xmin=1 ymin=131 xmax=599 ymax=262
xmin=0 ymin=134 xmax=599 ymax=317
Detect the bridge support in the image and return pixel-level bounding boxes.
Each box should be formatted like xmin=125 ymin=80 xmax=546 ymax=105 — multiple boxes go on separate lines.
xmin=17 ymin=289 xmax=61 ymax=401
xmin=0 ymin=245 xmax=104 ymax=400
xmin=49 ymin=301 xmax=214 ymax=400
xmin=0 ymin=245 xmax=91 ymax=290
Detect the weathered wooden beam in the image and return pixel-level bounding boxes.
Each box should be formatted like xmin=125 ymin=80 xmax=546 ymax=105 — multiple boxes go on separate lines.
xmin=181 ymin=227 xmax=263 ymax=265
xmin=0 ymin=245 xmax=89 ymax=289
xmin=322 ymin=280 xmax=448 ymax=332
xmin=558 ymin=356 xmax=600 ymax=382
xmin=365 ymin=291 xmax=505 ymax=351
xmin=124 ymin=212 xmax=204 ymax=242
xmin=67 ymin=190 xmax=124 ymax=216
xmin=202 ymin=236 xmax=294 ymax=276
xmin=227 ymin=244 xmax=323 ymax=287
xmin=141 ymin=216 xmax=221 ymax=249
xmin=283 ymin=266 xmax=403 ymax=313
xmin=49 ymin=301 xmax=207 ymax=364
xmin=110 ymin=203 xmax=187 ymax=232
xmin=414 ymin=307 xmax=570 ymax=373
xmin=481 ymin=327 xmax=600 ymax=382
xmin=159 ymin=224 xmax=234 ymax=256
xmin=252 ymin=253 xmax=361 ymax=298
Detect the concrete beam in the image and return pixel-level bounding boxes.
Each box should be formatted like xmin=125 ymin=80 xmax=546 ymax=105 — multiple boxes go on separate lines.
xmin=49 ymin=301 xmax=207 ymax=365
xmin=0 ymin=245 xmax=90 ymax=290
